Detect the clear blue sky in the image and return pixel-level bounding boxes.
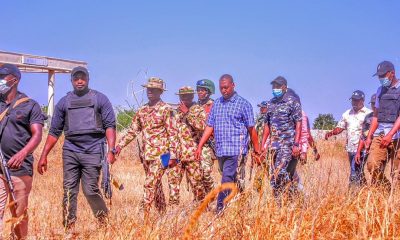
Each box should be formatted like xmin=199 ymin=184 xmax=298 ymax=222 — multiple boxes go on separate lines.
xmin=3 ymin=1 xmax=400 ymax=123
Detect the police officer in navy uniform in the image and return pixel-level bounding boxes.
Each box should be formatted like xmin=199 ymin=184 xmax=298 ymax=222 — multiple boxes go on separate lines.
xmin=38 ymin=67 xmax=117 ymax=230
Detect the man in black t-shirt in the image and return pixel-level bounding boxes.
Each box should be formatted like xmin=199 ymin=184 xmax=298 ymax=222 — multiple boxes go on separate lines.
xmin=0 ymin=64 xmax=44 ymax=239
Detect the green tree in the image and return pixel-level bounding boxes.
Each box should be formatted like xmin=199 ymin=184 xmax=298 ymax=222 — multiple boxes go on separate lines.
xmin=116 ymin=107 xmax=135 ymax=131
xmin=41 ymin=105 xmax=48 ymax=115
xmin=313 ymin=113 xmax=337 ymax=130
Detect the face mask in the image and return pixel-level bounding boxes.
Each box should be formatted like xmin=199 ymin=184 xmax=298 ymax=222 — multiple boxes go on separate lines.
xmin=379 ymin=77 xmax=391 ymax=87
xmin=0 ymin=79 xmax=12 ymax=95
xmin=272 ymin=88 xmax=283 ymax=98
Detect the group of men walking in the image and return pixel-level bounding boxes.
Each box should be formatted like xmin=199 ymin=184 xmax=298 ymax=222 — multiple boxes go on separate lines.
xmin=325 ymin=61 xmax=400 ymax=191
xmin=0 ymin=59 xmax=398 ymax=238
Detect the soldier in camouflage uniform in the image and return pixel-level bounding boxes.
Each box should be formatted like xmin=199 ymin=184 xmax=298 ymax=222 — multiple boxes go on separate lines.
xmin=115 ymin=77 xmax=179 ymax=215
xmin=196 ymin=79 xmax=217 ymax=194
xmin=253 ymin=101 xmax=269 ymax=192
xmin=256 ymin=101 xmax=268 ymax=145
xmin=261 ymin=76 xmax=302 ymax=198
xmin=167 ymin=86 xmax=206 ymax=205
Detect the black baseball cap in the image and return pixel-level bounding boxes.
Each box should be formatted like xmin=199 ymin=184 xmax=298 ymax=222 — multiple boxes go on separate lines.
xmin=0 ymin=63 xmax=21 ymax=79
xmin=270 ymin=76 xmax=287 ymax=86
xmin=373 ymin=61 xmax=395 ymax=77
xmin=71 ymin=66 xmax=89 ymax=78
xmin=350 ymin=90 xmax=365 ymax=100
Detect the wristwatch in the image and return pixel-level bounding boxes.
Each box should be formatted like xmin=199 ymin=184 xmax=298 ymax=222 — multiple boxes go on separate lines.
xmin=109 ymin=147 xmax=117 ymax=155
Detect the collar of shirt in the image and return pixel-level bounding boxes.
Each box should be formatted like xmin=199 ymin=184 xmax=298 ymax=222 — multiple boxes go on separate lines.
xmin=146 ymin=99 xmax=164 ymax=108
xmin=349 ymin=106 xmax=369 ymax=115
xmin=0 ymin=91 xmax=25 ymax=106
xmin=221 ymin=92 xmax=238 ymax=103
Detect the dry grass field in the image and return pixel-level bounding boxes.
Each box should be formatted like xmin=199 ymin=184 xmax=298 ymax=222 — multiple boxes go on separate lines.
xmin=4 ymin=135 xmax=400 ymax=239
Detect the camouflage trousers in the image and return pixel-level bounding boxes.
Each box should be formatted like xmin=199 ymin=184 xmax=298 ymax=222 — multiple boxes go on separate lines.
xmin=201 ymin=145 xmax=216 ymax=194
xmin=236 ymin=154 xmax=247 ymax=192
xmin=167 ymin=160 xmax=205 ymax=206
xmin=142 ymin=159 xmax=167 ymax=213
xmin=269 ymin=148 xmax=298 ymax=197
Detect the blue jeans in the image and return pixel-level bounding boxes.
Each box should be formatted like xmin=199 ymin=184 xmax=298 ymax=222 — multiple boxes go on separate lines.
xmin=217 ymin=155 xmax=244 ymax=212
xmin=348 ymin=152 xmax=367 ymax=187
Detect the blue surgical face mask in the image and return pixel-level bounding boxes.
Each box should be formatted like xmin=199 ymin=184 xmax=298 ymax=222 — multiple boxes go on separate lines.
xmin=379 ymin=77 xmax=391 ymax=87
xmin=0 ymin=79 xmax=12 ymax=95
xmin=272 ymin=88 xmax=283 ymax=98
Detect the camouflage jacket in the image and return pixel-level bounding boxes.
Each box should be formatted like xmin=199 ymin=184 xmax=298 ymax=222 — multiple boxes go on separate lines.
xmin=255 ymin=114 xmax=266 ymax=143
xmin=198 ymin=98 xmax=214 ymax=117
xmin=175 ymin=103 xmax=207 ymax=161
xmin=117 ymin=100 xmax=179 ymax=160
xmin=265 ymin=93 xmax=302 ymax=149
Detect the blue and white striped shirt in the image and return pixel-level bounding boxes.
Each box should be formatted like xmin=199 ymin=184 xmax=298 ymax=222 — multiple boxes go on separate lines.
xmin=207 ymin=92 xmax=255 ymax=157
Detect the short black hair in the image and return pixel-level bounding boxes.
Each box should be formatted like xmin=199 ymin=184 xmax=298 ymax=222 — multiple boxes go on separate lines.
xmin=219 ymin=74 xmax=234 ymax=83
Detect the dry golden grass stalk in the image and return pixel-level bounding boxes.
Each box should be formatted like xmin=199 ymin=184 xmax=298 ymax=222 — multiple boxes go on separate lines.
xmin=182 ymin=182 xmax=238 ymax=240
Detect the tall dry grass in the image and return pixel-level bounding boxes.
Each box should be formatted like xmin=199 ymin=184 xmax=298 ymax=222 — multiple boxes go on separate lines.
xmin=3 ymin=135 xmax=400 ymax=239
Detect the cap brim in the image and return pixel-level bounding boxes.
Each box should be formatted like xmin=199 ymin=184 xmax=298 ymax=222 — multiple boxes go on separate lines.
xmin=372 ymin=70 xmax=387 ymax=77
xmin=72 ymin=70 xmax=88 ymax=76
xmin=350 ymin=97 xmax=364 ymax=100
xmin=141 ymin=84 xmax=166 ymax=91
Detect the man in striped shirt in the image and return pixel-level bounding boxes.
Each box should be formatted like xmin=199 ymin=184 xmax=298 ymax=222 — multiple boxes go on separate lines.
xmin=196 ymin=74 xmax=260 ymax=213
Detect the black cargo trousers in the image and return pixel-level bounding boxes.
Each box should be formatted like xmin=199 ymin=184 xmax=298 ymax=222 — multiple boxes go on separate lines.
xmin=62 ymin=149 xmax=108 ymax=227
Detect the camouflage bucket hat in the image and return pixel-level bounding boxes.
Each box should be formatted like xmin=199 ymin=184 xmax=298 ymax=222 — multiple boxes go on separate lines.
xmin=175 ymin=86 xmax=195 ymax=95
xmin=141 ymin=77 xmax=167 ymax=91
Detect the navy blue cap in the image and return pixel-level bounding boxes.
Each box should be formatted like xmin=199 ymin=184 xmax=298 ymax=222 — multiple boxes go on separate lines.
xmin=257 ymin=101 xmax=268 ymax=107
xmin=350 ymin=90 xmax=365 ymax=100
xmin=71 ymin=66 xmax=89 ymax=78
xmin=0 ymin=64 xmax=21 ymax=79
xmin=373 ymin=61 xmax=395 ymax=77
xmin=270 ymin=76 xmax=287 ymax=86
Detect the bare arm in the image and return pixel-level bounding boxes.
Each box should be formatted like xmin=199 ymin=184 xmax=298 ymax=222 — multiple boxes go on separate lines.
xmin=261 ymin=124 xmax=270 ymax=152
xmin=105 ymin=127 xmax=117 ymax=164
xmin=325 ymin=127 xmax=345 ymax=140
xmin=195 ymin=126 xmax=214 ymax=160
xmin=37 ymin=134 xmax=59 ymax=175
xmin=248 ymin=126 xmax=260 ymax=154
xmin=8 ymin=123 xmax=43 ymax=169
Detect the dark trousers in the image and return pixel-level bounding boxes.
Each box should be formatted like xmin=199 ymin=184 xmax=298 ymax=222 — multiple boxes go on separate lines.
xmin=62 ymin=150 xmax=108 ymax=227
xmin=217 ymin=155 xmax=244 ymax=212
xmin=348 ymin=152 xmax=367 ymax=187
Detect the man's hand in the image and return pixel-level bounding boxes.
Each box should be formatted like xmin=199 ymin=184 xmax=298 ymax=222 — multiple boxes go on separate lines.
xmin=195 ymin=147 xmax=202 ymax=161
xmin=300 ymin=153 xmax=307 ymax=165
xmin=179 ymin=102 xmax=189 ymax=114
xmin=251 ymin=151 xmax=263 ymax=165
xmin=365 ymin=137 xmax=372 ymax=151
xmin=7 ymin=150 xmax=28 ymax=169
xmin=325 ymin=132 xmax=333 ymax=140
xmin=107 ymin=152 xmax=116 ymax=164
xmin=115 ymin=146 xmax=122 ymax=156
xmin=314 ymin=152 xmax=321 ymax=161
xmin=168 ymin=159 xmax=179 ymax=168
xmin=380 ymin=134 xmax=393 ymax=149
xmin=313 ymin=148 xmax=320 ymax=161
xmin=354 ymin=152 xmax=361 ymax=165
xmin=37 ymin=156 xmax=48 ymax=175
xmin=292 ymin=145 xmax=300 ymax=157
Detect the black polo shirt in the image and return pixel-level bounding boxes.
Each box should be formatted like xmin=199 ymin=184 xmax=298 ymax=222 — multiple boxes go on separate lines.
xmin=0 ymin=92 xmax=45 ymax=176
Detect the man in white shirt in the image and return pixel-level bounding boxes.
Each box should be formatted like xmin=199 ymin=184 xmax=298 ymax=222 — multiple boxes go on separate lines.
xmin=325 ymin=90 xmax=372 ymax=187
